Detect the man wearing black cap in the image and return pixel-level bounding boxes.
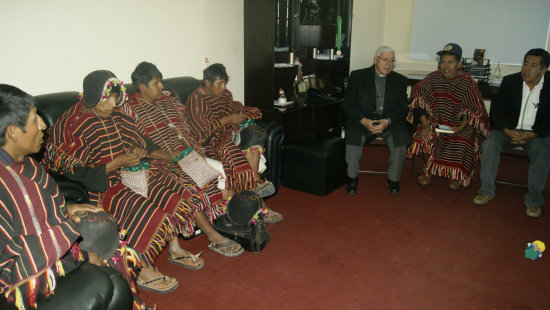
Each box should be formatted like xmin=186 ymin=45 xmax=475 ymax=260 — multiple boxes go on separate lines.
xmin=408 ymin=43 xmax=488 ymax=190
xmin=473 ymin=48 xmax=550 ymax=218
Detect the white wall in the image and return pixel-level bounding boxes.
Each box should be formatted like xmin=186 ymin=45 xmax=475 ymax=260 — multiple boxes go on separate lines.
xmin=349 ymin=0 xmax=385 ymax=71
xmin=0 ymin=0 xmax=245 ymax=101
xmin=350 ymin=0 xmax=550 ymax=78
xmin=383 ymin=0 xmax=550 ymax=77
xmin=4 ymin=0 xmax=547 ymax=100
xmin=409 ymin=0 xmax=550 ymax=65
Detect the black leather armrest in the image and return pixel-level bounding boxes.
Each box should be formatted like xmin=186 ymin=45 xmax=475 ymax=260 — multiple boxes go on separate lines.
xmin=255 ymin=120 xmax=285 ymax=190
xmin=0 ymin=264 xmax=132 ymax=310
xmin=49 ymin=171 xmax=90 ymax=204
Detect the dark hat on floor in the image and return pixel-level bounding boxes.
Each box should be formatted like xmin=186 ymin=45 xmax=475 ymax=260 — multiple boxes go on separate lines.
xmin=436 ymin=43 xmax=462 ymax=59
xmin=226 ymin=190 xmax=262 ymax=225
xmin=83 ymin=70 xmax=127 ymax=107
xmin=234 ymin=125 xmax=267 ymax=150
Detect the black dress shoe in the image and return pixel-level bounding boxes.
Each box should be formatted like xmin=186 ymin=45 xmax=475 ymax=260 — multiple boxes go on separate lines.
xmin=387 ymin=179 xmax=400 ymax=194
xmin=345 ymin=177 xmax=358 ymax=195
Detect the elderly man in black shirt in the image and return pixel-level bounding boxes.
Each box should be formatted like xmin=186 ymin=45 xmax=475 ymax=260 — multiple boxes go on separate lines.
xmin=343 ymin=45 xmax=410 ymax=194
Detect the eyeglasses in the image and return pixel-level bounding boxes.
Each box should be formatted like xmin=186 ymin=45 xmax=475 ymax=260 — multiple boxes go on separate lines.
xmin=376 ymin=56 xmax=396 ymax=64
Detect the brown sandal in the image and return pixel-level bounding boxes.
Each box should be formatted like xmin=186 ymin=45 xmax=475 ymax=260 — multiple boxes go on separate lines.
xmin=418 ymin=172 xmax=431 ymax=186
xmin=449 ymin=179 xmax=460 ymax=190
xmin=137 ymin=268 xmax=178 ymax=294
xmin=208 ymin=238 xmax=244 ymax=257
xmin=168 ymin=251 xmax=204 ymax=270
xmin=253 ymin=180 xmax=276 ymax=198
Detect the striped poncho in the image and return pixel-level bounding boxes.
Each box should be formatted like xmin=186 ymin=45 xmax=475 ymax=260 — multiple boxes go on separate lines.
xmin=43 ymin=102 xmax=198 ymax=265
xmin=407 ymin=70 xmax=489 ymax=187
xmin=184 ymin=88 xmax=263 ymax=191
xmin=123 ymin=92 xmax=225 ymax=221
xmin=0 ymin=150 xmax=82 ymax=310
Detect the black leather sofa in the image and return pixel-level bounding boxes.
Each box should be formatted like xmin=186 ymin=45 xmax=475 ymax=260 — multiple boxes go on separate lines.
xmin=33 ymin=76 xmax=284 ymax=203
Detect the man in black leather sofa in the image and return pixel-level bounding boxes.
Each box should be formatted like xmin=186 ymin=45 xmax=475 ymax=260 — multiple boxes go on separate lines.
xmin=0 ymin=84 xmax=133 ymax=310
xmin=33 ymin=74 xmax=285 ymax=214
xmin=124 ymin=62 xmax=284 ymax=223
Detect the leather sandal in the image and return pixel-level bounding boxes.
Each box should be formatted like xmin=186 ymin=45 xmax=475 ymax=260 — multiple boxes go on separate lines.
xmin=168 ymin=250 xmax=204 ymax=270
xmin=418 ymin=172 xmax=431 ymax=186
xmin=264 ymin=207 xmax=284 ymax=224
xmin=253 ymin=180 xmax=276 ymax=198
xmin=208 ymin=238 xmax=244 ymax=257
xmin=449 ymin=179 xmax=460 ymax=190
xmin=137 ymin=268 xmax=178 ymax=294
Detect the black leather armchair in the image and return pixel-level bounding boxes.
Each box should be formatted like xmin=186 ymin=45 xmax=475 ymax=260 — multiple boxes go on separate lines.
xmin=256 ymin=119 xmax=284 ymax=190
xmin=33 ymin=76 xmax=284 ymax=202
xmin=34 ymin=91 xmax=90 ymax=204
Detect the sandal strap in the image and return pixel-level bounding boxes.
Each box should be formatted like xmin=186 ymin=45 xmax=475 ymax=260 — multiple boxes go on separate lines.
xmin=209 ymin=238 xmax=240 ymax=251
xmin=138 ymin=276 xmax=167 ymax=285
xmin=169 ymin=251 xmax=202 ymax=262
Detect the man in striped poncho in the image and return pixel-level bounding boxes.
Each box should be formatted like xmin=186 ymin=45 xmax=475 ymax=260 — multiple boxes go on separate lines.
xmin=407 ymin=43 xmax=489 ymax=189
xmin=128 ymin=62 xmax=283 ymax=224
xmin=0 ymin=84 xmax=133 ymax=310
xmin=44 ymin=70 xmax=243 ymax=296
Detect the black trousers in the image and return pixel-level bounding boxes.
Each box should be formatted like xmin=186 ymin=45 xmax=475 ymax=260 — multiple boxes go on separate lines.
xmin=0 ymin=263 xmax=132 ymax=310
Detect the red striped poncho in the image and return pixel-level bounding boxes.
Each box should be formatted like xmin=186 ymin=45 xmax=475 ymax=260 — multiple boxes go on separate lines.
xmin=44 ymin=102 xmax=199 ymax=265
xmin=123 ymin=92 xmax=225 ymax=221
xmin=184 ymin=88 xmax=263 ymax=191
xmin=407 ymin=70 xmax=489 ymax=187
xmin=0 ymin=151 xmax=82 ymax=309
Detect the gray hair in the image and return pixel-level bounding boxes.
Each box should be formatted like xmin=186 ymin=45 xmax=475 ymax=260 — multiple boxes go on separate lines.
xmin=375 ymin=45 xmax=395 ymax=57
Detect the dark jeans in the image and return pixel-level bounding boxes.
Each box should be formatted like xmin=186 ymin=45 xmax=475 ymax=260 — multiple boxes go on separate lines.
xmin=0 ymin=263 xmax=132 ymax=310
xmin=478 ymin=130 xmax=550 ymax=207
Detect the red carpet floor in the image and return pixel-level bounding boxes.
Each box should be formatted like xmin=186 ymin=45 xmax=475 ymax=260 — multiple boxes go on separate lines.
xmin=140 ymin=147 xmax=549 ymax=310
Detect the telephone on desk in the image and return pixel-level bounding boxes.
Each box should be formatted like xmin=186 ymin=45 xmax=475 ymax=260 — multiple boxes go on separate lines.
xmin=306 ymin=88 xmax=342 ymax=104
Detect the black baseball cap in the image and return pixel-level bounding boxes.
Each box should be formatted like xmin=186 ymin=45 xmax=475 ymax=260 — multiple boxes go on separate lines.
xmin=436 ymin=43 xmax=462 ymax=59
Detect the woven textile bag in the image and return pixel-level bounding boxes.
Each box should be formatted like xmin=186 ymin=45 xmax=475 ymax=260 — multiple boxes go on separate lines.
xmin=121 ymin=162 xmax=149 ymax=198
xmin=174 ymin=147 xmax=219 ymax=188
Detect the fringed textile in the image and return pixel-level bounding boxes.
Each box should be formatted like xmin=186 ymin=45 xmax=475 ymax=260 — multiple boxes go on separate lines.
xmin=406 ymin=70 xmax=488 ymax=186
xmin=4 ymin=264 xmax=72 ymax=310
xmin=184 ymin=88 xmax=262 ymax=192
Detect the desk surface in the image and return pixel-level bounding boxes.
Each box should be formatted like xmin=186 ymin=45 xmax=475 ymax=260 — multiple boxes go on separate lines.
xmin=265 ymin=94 xmax=344 ymax=114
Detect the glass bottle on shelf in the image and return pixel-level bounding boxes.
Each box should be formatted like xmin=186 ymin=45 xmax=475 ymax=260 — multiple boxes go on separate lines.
xmin=278 ymin=88 xmax=287 ymax=104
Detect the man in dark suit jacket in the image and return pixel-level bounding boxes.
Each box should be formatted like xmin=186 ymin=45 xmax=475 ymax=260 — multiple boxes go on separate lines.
xmin=474 ymin=48 xmax=550 ymax=218
xmin=343 ymin=46 xmax=410 ymax=194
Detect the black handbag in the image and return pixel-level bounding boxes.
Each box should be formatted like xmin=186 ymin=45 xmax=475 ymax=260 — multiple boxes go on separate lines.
xmin=212 ymin=190 xmax=270 ymax=253
xmin=213 ymin=215 xmax=270 ymax=253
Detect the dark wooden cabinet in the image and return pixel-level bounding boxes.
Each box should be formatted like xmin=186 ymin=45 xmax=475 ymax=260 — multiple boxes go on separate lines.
xmin=244 ymin=0 xmax=275 ymax=110
xmin=301 ymin=58 xmax=349 ymax=91
xmin=261 ymin=98 xmax=343 ymax=144
xmin=244 ymin=0 xmax=348 ymax=144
